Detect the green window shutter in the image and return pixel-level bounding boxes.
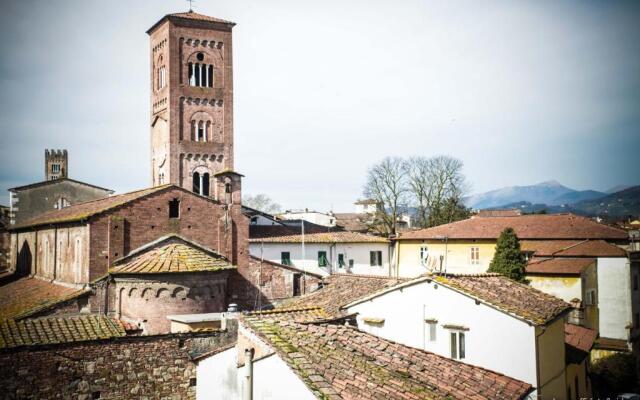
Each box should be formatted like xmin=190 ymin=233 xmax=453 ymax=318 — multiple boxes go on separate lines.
xmin=318 ymin=251 xmax=327 ymax=267
xmin=370 ymin=251 xmax=375 ymax=266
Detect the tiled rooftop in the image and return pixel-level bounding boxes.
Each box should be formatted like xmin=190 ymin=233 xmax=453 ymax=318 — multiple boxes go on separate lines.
xmin=0 ymin=278 xmax=90 ymax=320
xmin=249 ymin=231 xmax=388 ymax=244
xmin=110 ymin=237 xmax=233 ymax=275
xmin=526 ymin=258 xmax=596 ymax=275
xmin=0 ymin=314 xmax=126 ymax=349
xmin=14 ymin=185 xmax=174 ymax=229
xmin=521 ymin=239 xmax=627 ymax=257
xmin=432 ymin=274 xmax=571 ymax=325
xmin=333 ymin=212 xmax=370 ymax=232
xmin=565 ymin=323 xmax=597 ymax=353
xmin=242 ymin=315 xmax=533 ymax=400
xmin=169 ymin=11 xmax=235 ymax=25
xmin=397 ymin=214 xmax=628 ymax=241
xmin=278 ymin=274 xmax=405 ymax=317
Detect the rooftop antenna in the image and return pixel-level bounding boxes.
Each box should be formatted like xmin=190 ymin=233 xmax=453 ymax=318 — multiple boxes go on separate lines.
xmin=186 ymin=0 xmax=195 ymax=12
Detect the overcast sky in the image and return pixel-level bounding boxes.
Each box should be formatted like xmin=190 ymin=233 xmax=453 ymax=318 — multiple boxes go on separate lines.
xmin=1 ymin=0 xmax=638 ymax=211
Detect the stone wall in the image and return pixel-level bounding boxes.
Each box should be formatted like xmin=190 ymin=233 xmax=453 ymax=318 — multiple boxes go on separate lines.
xmin=0 ymin=321 xmax=237 ymax=400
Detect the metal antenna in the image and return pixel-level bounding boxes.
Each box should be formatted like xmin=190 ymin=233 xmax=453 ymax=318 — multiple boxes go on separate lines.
xmin=186 ymin=0 xmax=195 ymax=12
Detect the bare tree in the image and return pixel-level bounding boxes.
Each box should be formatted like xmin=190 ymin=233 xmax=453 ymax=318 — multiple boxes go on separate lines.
xmin=363 ymin=157 xmax=408 ymax=235
xmin=242 ymin=194 xmax=282 ymax=214
xmin=404 ymin=155 xmax=469 ymax=228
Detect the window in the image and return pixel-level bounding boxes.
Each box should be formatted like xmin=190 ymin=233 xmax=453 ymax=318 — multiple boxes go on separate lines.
xmin=188 ymin=57 xmax=214 ymax=88
xmin=157 ymin=65 xmax=166 ymax=90
xmin=202 ymin=173 xmax=210 ymax=196
xmin=318 ymin=251 xmax=328 ymax=267
xmin=470 ymin=247 xmax=480 ymax=265
xmin=419 ymin=245 xmax=429 ymax=265
xmin=169 ymin=199 xmax=180 ymax=218
xmin=51 ymin=164 xmax=61 ymax=173
xmin=193 ymin=172 xmax=200 ymax=194
xmin=426 ymin=320 xmax=437 ymax=342
xmin=349 ymin=259 xmax=354 ymax=269
xmin=450 ymin=331 xmax=465 ymax=359
xmin=54 ymin=197 xmax=70 ymax=210
xmin=370 ymin=251 xmax=382 ymax=266
xmin=158 ymin=173 xmax=165 ymax=185
xmin=281 ymin=252 xmax=291 ymax=266
xmin=197 ymin=121 xmax=205 ymax=141
xmin=338 ymin=254 xmax=345 ymax=269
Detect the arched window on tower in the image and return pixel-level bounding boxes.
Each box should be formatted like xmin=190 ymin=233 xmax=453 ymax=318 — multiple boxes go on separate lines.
xmin=207 ymin=65 xmax=213 ymax=87
xmin=202 ymin=173 xmax=210 ymax=196
xmin=197 ymin=121 xmax=205 ymax=142
xmin=188 ymin=53 xmax=213 ymax=88
xmin=193 ymin=172 xmax=201 ymax=194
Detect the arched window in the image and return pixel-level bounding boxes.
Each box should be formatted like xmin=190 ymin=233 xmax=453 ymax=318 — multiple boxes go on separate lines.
xmin=197 ymin=121 xmax=205 ymax=142
xmin=54 ymin=197 xmax=70 ymax=210
xmin=193 ymin=172 xmax=201 ymax=194
xmin=202 ymin=173 xmax=210 ymax=196
xmin=188 ymin=55 xmax=214 ymax=88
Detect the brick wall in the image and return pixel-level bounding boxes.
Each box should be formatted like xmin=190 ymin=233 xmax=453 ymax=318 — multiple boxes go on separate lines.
xmin=88 ymin=187 xmax=248 ymax=282
xmin=229 ymin=257 xmax=322 ymax=310
xmin=0 ymin=322 xmax=237 ymax=400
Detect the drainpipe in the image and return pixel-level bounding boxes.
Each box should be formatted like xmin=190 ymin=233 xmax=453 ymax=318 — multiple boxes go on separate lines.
xmin=243 ymin=348 xmax=254 ymax=400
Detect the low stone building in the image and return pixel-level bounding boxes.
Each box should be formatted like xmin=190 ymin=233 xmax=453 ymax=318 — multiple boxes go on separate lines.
xmin=0 ymin=313 xmax=236 ymax=399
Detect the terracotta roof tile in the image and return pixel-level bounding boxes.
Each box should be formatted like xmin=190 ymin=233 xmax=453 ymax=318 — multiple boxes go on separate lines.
xmin=242 ymin=316 xmax=532 ymax=400
xmin=13 ymin=184 xmax=175 ymax=229
xmin=521 ymin=239 xmax=627 ymax=257
xmin=431 ymin=274 xmax=571 ymax=325
xmin=110 ymin=236 xmax=233 ymax=275
xmin=0 ymin=278 xmax=90 ymax=320
xmin=249 ymin=231 xmax=388 ymax=244
xmin=0 ymin=314 xmax=126 ymax=349
xmin=526 ymin=258 xmax=596 ymax=275
xmin=169 ymin=11 xmax=235 ymax=25
xmin=333 ymin=213 xmax=370 ymax=232
xmin=397 ymin=214 xmax=628 ymax=240
xmin=278 ymin=274 xmax=405 ymax=317
xmin=565 ymin=323 xmax=597 ymax=353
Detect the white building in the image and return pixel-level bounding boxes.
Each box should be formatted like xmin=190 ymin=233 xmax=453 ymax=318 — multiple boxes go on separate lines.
xmin=196 ymin=308 xmax=534 ymax=400
xmin=343 ymin=273 xmax=578 ymax=399
xmin=249 ymin=231 xmax=391 ymax=277
xmin=277 ymin=209 xmax=336 ymax=227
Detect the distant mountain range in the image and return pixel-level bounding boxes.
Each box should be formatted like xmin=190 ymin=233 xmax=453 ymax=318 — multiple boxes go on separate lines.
xmin=465 ymin=181 xmax=640 ymax=218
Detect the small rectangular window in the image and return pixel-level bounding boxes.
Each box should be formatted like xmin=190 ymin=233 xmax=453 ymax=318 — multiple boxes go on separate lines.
xmin=281 ymin=252 xmax=291 ymax=266
xmin=318 ymin=251 xmax=328 ymax=267
xmin=450 ymin=331 xmax=465 ymax=359
xmin=169 ymin=199 xmax=180 ymax=219
xmin=51 ymin=164 xmax=60 ymax=173
xmin=450 ymin=332 xmax=457 ymax=359
xmin=470 ymin=247 xmax=480 ymax=265
xmin=427 ymin=322 xmax=436 ymax=342
xmin=420 ymin=245 xmax=429 ymax=265
xmin=338 ymin=254 xmax=345 ymax=268
xmin=370 ymin=251 xmax=382 ymax=266
xmin=348 ymin=259 xmax=354 ymax=269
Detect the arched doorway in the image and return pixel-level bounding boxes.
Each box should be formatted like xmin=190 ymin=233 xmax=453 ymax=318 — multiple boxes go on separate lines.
xmin=16 ymin=241 xmax=32 ymax=277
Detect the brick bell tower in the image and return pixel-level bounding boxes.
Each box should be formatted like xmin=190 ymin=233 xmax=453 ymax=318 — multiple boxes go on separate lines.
xmin=147 ymin=11 xmax=236 ymax=200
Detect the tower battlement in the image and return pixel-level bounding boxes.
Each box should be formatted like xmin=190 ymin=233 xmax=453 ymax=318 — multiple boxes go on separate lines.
xmin=45 ymin=149 xmax=68 ymax=180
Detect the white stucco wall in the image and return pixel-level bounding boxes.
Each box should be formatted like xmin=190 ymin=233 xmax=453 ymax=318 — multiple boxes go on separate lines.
xmin=278 ymin=211 xmax=336 ymax=227
xmin=196 ymin=348 xmax=315 ymax=400
xmin=597 ymin=257 xmax=632 ymax=341
xmin=345 ymin=279 xmax=539 ymax=386
xmin=197 ymin=347 xmax=239 ymax=400
xmin=252 ymin=354 xmax=316 ymax=400
xmin=249 ymin=242 xmax=390 ymax=277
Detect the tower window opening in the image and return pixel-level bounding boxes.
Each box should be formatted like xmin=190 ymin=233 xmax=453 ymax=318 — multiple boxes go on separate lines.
xmin=207 ymin=65 xmax=213 ymax=87
xmin=193 ymin=172 xmax=201 ymax=194
xmin=51 ymin=164 xmax=61 ymax=173
xmin=225 ymin=183 xmax=232 ymax=193
xmin=169 ymin=198 xmax=180 ymax=219
xmin=202 ymin=173 xmax=210 ymax=196
xmin=197 ymin=52 xmax=204 ymax=61
xmin=197 ymin=121 xmax=205 ymax=142
xmin=188 ymin=58 xmax=213 ymax=88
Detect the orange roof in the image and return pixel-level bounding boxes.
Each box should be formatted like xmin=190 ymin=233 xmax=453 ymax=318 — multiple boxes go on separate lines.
xmin=397 ymin=214 xmax=628 ymax=241
xmin=147 ymin=11 xmax=235 ymax=34
xmin=565 ymin=323 xmax=597 ymax=353
xmin=249 ymin=231 xmax=388 ymax=244
xmin=521 ymin=239 xmax=627 ymax=257
xmin=526 ymin=258 xmax=595 ymax=275
xmin=0 ymin=278 xmax=90 ymax=320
